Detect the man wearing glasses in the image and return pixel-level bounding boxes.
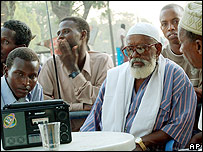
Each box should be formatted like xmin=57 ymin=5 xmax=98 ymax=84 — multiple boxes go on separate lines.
xmin=80 ymin=22 xmax=197 ymax=151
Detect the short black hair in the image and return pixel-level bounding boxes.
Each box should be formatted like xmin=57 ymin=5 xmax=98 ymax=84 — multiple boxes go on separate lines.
xmin=60 ymin=16 xmax=90 ymax=43
xmin=6 ymin=47 xmax=39 ymax=69
xmin=121 ymin=24 xmax=125 ymax=29
xmin=161 ymin=4 xmax=184 ymax=12
xmin=3 ymin=20 xmax=32 ymax=47
xmin=181 ymin=27 xmax=202 ymax=42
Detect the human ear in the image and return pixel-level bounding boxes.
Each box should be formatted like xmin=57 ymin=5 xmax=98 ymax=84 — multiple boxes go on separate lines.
xmin=195 ymin=39 xmax=202 ymax=55
xmin=81 ymin=30 xmax=87 ymax=40
xmin=155 ymin=42 xmax=162 ymax=57
xmin=3 ymin=64 xmax=8 ymax=78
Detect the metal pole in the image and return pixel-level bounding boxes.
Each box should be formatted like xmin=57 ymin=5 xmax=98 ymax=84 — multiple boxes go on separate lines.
xmin=107 ymin=1 xmax=116 ymax=66
xmin=45 ymin=1 xmax=61 ymax=99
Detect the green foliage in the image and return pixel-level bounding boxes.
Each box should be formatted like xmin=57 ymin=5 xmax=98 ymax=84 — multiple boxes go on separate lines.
xmin=13 ymin=2 xmax=43 ymax=53
xmin=91 ymin=1 xmax=107 ymax=9
xmin=88 ymin=11 xmax=136 ymax=54
xmin=11 ymin=1 xmax=138 ymax=57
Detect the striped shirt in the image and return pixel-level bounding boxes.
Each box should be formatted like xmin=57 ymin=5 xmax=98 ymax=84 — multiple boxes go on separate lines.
xmin=80 ymin=59 xmax=197 ymax=150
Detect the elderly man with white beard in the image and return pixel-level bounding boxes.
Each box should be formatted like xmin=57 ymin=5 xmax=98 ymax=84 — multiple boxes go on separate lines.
xmin=80 ymin=22 xmax=197 ymax=151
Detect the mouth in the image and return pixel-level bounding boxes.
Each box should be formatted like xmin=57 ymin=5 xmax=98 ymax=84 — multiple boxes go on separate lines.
xmin=131 ymin=61 xmax=145 ymax=68
xmin=168 ymin=33 xmax=178 ymax=39
xmin=17 ymin=88 xmax=30 ymax=95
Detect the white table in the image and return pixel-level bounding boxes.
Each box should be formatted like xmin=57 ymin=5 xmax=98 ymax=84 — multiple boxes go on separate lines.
xmin=1 ymin=131 xmax=136 ymax=151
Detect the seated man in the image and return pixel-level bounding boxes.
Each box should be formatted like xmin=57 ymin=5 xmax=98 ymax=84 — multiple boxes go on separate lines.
xmin=38 ymin=16 xmax=114 ymax=131
xmin=178 ymin=1 xmax=202 ymax=148
xmin=80 ymin=22 xmax=197 ymax=151
xmin=1 ymin=47 xmax=43 ymax=109
xmin=159 ymin=4 xmax=202 ymax=137
xmin=1 ymin=20 xmax=33 ymax=77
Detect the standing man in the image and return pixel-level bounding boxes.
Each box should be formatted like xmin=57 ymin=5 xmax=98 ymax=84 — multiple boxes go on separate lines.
xmin=1 ymin=20 xmax=33 ymax=77
xmin=80 ymin=22 xmax=197 ymax=151
xmin=160 ymin=4 xmax=201 ymax=88
xmin=178 ymin=1 xmax=202 ymax=147
xmin=116 ymin=24 xmax=127 ymax=65
xmin=38 ymin=16 xmax=114 ymax=131
xmin=1 ymin=47 xmax=43 ymax=109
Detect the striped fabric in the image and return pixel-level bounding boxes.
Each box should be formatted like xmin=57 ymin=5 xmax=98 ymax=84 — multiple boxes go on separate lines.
xmin=80 ymin=59 xmax=197 ymax=150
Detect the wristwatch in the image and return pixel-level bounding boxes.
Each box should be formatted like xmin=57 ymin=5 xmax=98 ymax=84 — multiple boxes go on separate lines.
xmin=135 ymin=137 xmax=147 ymax=151
xmin=69 ymin=71 xmax=80 ymax=79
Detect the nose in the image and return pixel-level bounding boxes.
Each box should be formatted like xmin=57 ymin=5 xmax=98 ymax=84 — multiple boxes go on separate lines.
xmin=22 ymin=76 xmax=31 ymax=86
xmin=167 ymin=23 xmax=175 ymax=31
xmin=130 ymin=50 xmax=141 ymax=59
xmin=57 ymin=33 xmax=65 ymax=41
xmin=129 ymin=51 xmax=140 ymax=60
xmin=179 ymin=46 xmax=183 ymax=53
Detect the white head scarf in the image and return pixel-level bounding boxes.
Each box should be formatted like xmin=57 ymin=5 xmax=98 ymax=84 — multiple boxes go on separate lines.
xmin=126 ymin=22 xmax=161 ymax=42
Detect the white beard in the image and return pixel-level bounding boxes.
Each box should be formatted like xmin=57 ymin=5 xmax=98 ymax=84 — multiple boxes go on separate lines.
xmin=129 ymin=55 xmax=157 ymax=79
xmin=182 ymin=54 xmax=199 ymax=75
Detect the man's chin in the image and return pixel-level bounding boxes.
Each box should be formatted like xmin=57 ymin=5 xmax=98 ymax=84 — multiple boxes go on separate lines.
xmin=130 ymin=65 xmax=155 ymax=79
xmin=129 ymin=56 xmax=157 ymax=79
xmin=183 ymin=54 xmax=199 ymax=75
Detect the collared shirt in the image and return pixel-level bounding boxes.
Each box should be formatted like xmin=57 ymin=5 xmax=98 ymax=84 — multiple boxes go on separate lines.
xmin=1 ymin=76 xmax=44 ymax=109
xmin=38 ymin=51 xmax=114 ymax=132
xmin=161 ymin=44 xmax=201 ymax=87
xmin=38 ymin=51 xmax=114 ymax=111
xmin=80 ymin=59 xmax=197 ymax=150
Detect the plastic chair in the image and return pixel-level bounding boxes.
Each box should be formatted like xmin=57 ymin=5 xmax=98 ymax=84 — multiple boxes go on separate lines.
xmin=116 ymin=47 xmax=124 ymax=65
xmin=165 ymin=139 xmax=175 ymax=151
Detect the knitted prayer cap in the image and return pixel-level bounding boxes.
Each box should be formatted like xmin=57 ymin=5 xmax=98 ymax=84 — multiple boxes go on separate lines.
xmin=126 ymin=22 xmax=161 ymax=43
xmin=179 ymin=1 xmax=202 ymax=36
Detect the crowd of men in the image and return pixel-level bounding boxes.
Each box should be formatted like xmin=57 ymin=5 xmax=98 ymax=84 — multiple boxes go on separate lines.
xmin=1 ymin=1 xmax=202 ymax=151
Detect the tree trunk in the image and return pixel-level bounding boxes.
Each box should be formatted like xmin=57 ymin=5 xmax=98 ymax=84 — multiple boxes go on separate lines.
xmin=82 ymin=1 xmax=93 ymax=19
xmin=50 ymin=1 xmax=72 ymax=21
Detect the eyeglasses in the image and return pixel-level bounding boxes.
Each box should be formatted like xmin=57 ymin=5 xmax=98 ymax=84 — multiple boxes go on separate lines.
xmin=121 ymin=43 xmax=159 ymax=57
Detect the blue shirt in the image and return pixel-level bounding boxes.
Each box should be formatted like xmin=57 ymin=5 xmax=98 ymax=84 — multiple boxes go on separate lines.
xmin=80 ymin=59 xmax=197 ymax=150
xmin=1 ymin=76 xmax=44 ymax=109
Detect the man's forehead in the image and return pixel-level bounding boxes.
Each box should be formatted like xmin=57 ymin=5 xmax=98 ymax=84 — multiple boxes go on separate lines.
xmin=11 ymin=58 xmax=38 ymax=69
xmin=1 ymin=27 xmax=16 ymax=37
xmin=58 ymin=20 xmax=76 ymax=30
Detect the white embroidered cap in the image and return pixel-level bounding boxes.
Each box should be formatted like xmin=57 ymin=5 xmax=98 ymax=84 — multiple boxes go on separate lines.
xmin=179 ymin=1 xmax=202 ymax=36
xmin=126 ymin=22 xmax=161 ymax=42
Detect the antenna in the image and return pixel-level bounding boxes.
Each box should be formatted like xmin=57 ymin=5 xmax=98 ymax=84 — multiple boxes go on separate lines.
xmin=45 ymin=1 xmax=61 ymax=99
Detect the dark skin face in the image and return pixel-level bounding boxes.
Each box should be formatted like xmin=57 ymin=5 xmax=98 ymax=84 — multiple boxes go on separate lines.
xmin=178 ymin=27 xmax=202 ymax=103
xmin=5 ymin=57 xmax=39 ymax=100
xmin=178 ymin=27 xmax=202 ymax=69
xmin=160 ymin=7 xmax=182 ymax=44
xmin=126 ymin=34 xmax=161 ymax=65
xmin=57 ymin=20 xmax=87 ymax=73
xmin=160 ymin=7 xmax=183 ymax=55
xmin=1 ymin=27 xmax=17 ymax=64
xmin=126 ymin=34 xmax=162 ymax=92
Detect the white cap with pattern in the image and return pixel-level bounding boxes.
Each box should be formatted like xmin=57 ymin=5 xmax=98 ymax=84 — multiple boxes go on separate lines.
xmin=179 ymin=1 xmax=202 ymax=36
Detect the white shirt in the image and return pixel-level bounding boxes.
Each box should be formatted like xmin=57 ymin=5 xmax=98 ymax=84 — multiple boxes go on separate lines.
xmin=116 ymin=28 xmax=126 ymax=47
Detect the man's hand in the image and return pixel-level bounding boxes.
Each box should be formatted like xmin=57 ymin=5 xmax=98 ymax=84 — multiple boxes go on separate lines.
xmin=83 ymin=103 xmax=92 ymax=111
xmin=57 ymin=39 xmax=80 ymax=73
xmin=186 ymin=132 xmax=202 ymax=148
xmin=194 ymin=87 xmax=202 ymax=104
xmin=132 ymin=144 xmax=143 ymax=151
